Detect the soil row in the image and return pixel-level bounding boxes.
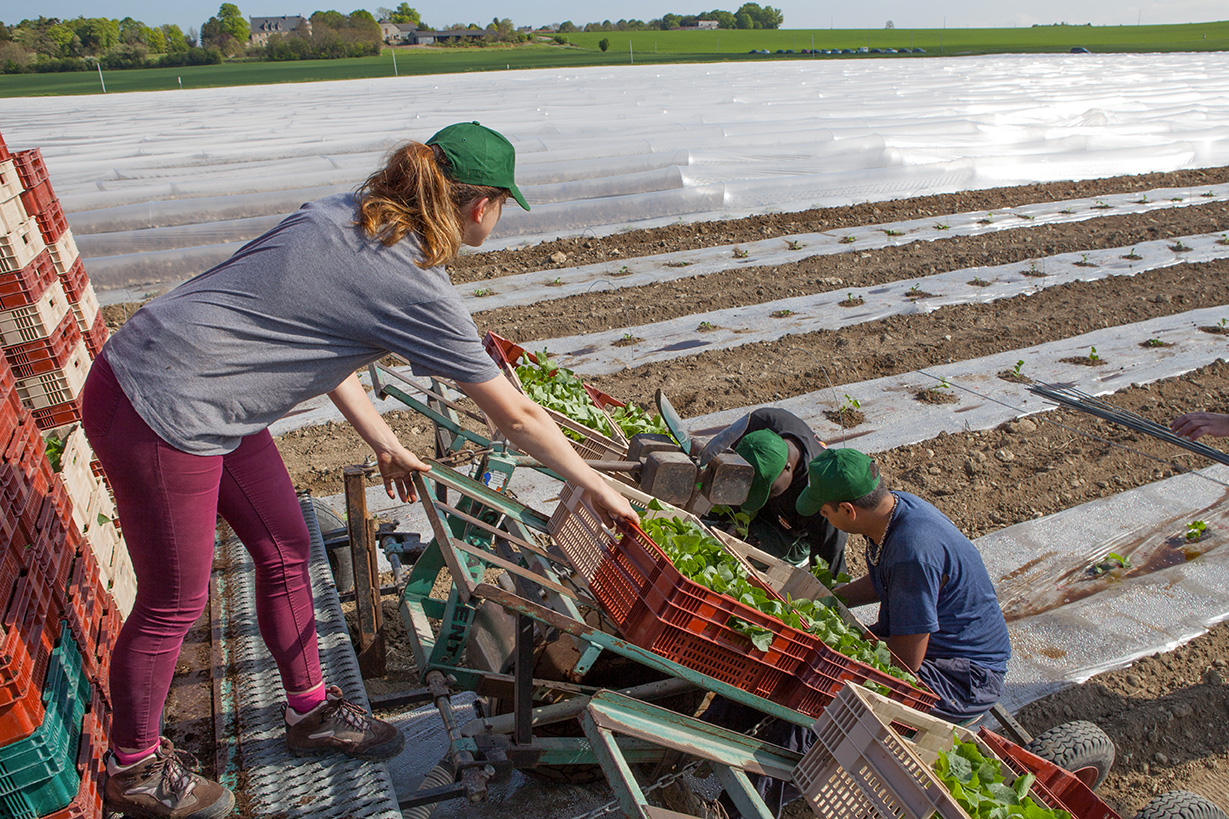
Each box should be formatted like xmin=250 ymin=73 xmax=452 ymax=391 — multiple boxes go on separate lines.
xmin=450 ymin=165 xmax=1229 ymax=284
xmin=472 ymin=199 xmax=1229 ymax=341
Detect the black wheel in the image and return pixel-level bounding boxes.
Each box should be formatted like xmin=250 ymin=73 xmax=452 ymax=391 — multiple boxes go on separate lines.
xmin=1025 ymin=720 xmax=1114 ymax=790
xmin=1134 ymin=791 xmax=1229 ymax=819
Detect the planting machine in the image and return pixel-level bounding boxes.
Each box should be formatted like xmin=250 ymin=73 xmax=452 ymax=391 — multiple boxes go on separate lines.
xmin=321 ymin=348 xmax=1218 ymax=819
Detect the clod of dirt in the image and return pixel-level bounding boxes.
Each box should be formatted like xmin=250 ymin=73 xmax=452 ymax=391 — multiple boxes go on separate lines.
xmin=1139 ymin=340 xmax=1174 ymax=349
xmin=915 ymin=387 xmax=959 ymax=404
xmin=968 ymin=278 xmax=993 ymax=287
xmin=904 ymin=290 xmax=936 ymax=299
xmin=612 ymin=335 xmax=641 ymax=347
xmin=839 ymin=296 xmax=865 ymax=307
xmin=998 ymin=371 xmax=1034 ymax=384
xmin=1199 ymin=325 xmax=1229 ymax=335
xmin=1060 ymin=356 xmax=1107 ymax=367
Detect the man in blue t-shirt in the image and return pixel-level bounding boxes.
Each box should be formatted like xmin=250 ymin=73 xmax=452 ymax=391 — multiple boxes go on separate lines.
xmin=796 ymin=447 xmax=1011 ymax=721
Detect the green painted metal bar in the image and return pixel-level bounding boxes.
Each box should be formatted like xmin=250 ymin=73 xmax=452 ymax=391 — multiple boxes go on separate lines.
xmin=715 ymin=766 xmax=775 ymax=819
xmin=381 ymin=384 xmax=492 ymax=449
xmin=581 ymin=708 xmax=654 ymax=819
xmin=422 ymin=462 xmax=552 ymax=534
xmin=585 ymin=691 xmax=802 ymax=780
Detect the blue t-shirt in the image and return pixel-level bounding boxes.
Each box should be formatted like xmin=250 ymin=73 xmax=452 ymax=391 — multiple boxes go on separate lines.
xmin=868 ymin=492 xmax=1011 ymax=673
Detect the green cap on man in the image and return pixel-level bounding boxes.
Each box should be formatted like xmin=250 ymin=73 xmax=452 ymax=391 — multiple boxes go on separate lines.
xmin=734 ymin=429 xmax=788 ymax=515
xmin=795 ymin=448 xmax=880 ymax=516
xmin=427 ymin=121 xmax=530 ymax=211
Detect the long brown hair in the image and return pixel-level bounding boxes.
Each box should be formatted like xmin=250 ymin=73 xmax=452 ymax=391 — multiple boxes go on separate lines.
xmin=356 ymin=142 xmax=507 ymax=268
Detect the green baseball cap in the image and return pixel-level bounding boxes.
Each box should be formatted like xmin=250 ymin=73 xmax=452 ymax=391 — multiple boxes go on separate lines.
xmin=796 ymin=448 xmax=880 ymax=516
xmin=734 ymin=429 xmax=788 ymax=515
xmin=427 ymin=121 xmax=529 ymax=211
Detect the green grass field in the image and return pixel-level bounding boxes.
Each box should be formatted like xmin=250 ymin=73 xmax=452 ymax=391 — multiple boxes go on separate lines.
xmin=1 ymin=20 xmax=1226 ymax=97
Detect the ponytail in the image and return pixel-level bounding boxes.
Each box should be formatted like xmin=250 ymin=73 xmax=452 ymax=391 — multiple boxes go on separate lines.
xmin=356 ymin=142 xmax=507 ymax=269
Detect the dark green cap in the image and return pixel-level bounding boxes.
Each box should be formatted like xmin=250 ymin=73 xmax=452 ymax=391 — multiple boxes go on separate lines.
xmin=796 ymin=448 xmax=880 ymax=516
xmin=427 ymin=121 xmax=529 ymax=211
xmin=734 ymin=429 xmax=788 ymax=515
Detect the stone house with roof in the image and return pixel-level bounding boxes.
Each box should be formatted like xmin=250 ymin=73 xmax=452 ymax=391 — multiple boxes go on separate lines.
xmin=249 ymin=15 xmax=311 ymax=46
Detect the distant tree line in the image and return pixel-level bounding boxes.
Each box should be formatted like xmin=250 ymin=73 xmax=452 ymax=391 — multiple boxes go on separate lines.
xmin=556 ymin=4 xmax=784 ymax=33
xmin=261 ymin=10 xmax=382 ymax=60
xmin=0 ymin=15 xmax=216 ymax=73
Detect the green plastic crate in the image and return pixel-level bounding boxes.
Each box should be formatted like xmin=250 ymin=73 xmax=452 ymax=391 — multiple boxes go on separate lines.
xmin=0 ymin=623 xmax=88 ymax=818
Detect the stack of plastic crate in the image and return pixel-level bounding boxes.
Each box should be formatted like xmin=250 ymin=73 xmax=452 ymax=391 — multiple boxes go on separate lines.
xmin=1 ymin=349 xmax=109 ymax=819
xmin=0 ymin=131 xmax=132 ymax=624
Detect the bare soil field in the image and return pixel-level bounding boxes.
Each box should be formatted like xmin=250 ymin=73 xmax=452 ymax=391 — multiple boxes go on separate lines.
xmin=110 ymin=167 xmax=1229 ymax=815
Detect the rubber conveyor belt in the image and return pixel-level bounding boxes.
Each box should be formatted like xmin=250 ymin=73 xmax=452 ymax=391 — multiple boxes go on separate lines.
xmin=212 ymin=494 xmax=402 ymax=818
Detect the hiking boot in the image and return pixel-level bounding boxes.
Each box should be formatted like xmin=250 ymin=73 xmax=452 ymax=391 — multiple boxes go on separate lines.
xmin=104 ymin=738 xmax=235 ymax=819
xmin=284 ymin=685 xmax=404 ymax=761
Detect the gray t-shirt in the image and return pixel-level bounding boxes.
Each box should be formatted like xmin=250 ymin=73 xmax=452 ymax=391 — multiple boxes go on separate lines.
xmin=105 ymin=194 xmax=500 ymax=455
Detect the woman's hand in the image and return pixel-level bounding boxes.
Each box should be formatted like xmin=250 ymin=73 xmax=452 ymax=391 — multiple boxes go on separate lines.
xmin=375 ymin=444 xmax=431 ymax=502
xmin=584 ymin=482 xmax=638 ymax=529
xmin=1171 ymin=411 xmax=1229 ymax=441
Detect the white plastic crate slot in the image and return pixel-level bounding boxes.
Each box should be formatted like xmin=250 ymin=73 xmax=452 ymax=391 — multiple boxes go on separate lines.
xmin=48 ymin=229 xmax=79 ymax=275
xmin=0 ymin=160 xmax=20 ymax=201
xmin=70 ymin=282 xmax=99 ymax=332
xmin=0 ymin=194 xmax=28 ymax=234
xmin=14 ymin=340 xmax=89 ymax=409
xmin=0 ymin=278 xmax=69 ymax=347
xmin=0 ymin=217 xmax=46 ymax=274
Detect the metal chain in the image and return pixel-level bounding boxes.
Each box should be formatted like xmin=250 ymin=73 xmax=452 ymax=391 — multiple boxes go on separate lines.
xmin=565 ymin=713 xmax=778 ymax=819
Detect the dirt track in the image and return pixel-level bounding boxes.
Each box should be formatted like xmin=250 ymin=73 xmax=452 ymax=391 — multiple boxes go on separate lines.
xmin=108 ymin=166 xmax=1229 ymax=814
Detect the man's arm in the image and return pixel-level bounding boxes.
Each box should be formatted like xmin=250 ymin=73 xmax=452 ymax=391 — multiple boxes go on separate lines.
xmin=833 ymin=574 xmax=878 ymax=608
xmin=886 ymin=632 xmax=930 ymax=674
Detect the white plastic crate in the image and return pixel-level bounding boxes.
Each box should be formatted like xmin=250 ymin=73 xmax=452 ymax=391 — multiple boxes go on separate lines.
xmin=14 ymin=339 xmax=89 ymax=410
xmin=0 ymin=278 xmax=69 ymax=347
xmin=56 ymin=424 xmax=94 ymax=496
xmin=70 ymin=471 xmax=111 ymax=533
xmin=47 ymin=229 xmax=78 ymax=275
xmin=109 ymin=544 xmax=136 ymax=619
xmin=0 ymin=216 xmax=46 ymax=274
xmin=0 ymin=193 xmax=28 ymax=234
xmin=793 ymin=684 xmax=1079 ymax=819
xmin=70 ymin=281 xmax=99 ymax=333
xmin=0 ymin=159 xmax=20 ymax=201
xmin=86 ymin=517 xmax=121 ymax=578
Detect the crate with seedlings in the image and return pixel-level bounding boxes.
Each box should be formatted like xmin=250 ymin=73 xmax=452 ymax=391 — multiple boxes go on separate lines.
xmin=795 ymin=683 xmax=1117 ymax=819
xmin=549 ymin=477 xmax=935 ymax=716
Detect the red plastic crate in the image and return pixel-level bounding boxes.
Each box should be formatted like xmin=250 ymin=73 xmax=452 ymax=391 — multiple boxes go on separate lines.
xmin=0 ymin=133 xmax=9 ymax=161
xmin=64 ymin=552 xmax=106 ymax=683
xmin=3 ymin=311 xmax=82 ymax=380
xmin=92 ymin=605 xmax=121 ymax=690
xmin=31 ymin=399 xmax=82 ymax=434
xmin=12 ymin=149 xmax=48 ymax=190
xmin=0 ymin=573 xmax=60 ymax=743
xmin=779 ymin=639 xmax=938 ymax=717
xmin=18 ymin=180 xmax=54 ymax=220
xmin=34 ymin=199 xmax=68 ymax=244
xmin=483 ymin=331 xmax=628 ymax=460
xmin=59 ymin=259 xmax=88 ymax=304
xmin=978 ymin=730 xmax=1118 ymax=819
xmin=0 ymin=250 xmax=56 ymax=312
xmin=576 ymin=508 xmax=819 ymax=700
xmin=82 ymin=314 xmax=107 ymax=361
xmin=28 ymin=481 xmax=77 ymax=602
xmin=0 ymin=462 xmax=40 ymax=544
xmin=4 ymin=413 xmax=51 ymax=493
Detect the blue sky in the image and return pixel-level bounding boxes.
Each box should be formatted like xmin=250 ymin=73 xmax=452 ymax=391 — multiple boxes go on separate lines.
xmin=1 ymin=0 xmax=1224 ymax=37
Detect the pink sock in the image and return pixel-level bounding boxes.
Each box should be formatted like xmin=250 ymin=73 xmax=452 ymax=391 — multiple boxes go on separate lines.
xmin=286 ymin=684 xmax=326 ymax=715
xmin=113 ymin=741 xmax=160 ymax=767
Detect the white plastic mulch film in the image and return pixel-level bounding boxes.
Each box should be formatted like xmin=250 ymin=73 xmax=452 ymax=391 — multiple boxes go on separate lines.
xmin=6 ymin=52 xmax=1229 ymax=290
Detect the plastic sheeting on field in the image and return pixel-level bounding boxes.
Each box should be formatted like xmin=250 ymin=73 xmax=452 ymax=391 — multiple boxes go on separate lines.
xmin=7 ymin=52 xmax=1229 ymax=290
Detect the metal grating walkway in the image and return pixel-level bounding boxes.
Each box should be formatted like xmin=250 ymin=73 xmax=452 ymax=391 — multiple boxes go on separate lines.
xmin=213 ymin=495 xmax=402 ymax=818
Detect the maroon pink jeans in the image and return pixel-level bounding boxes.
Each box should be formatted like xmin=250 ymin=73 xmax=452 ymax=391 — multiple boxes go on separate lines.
xmin=81 ymin=353 xmax=322 ymax=751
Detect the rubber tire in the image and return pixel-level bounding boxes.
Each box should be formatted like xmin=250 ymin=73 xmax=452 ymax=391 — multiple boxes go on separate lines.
xmin=401 ymin=761 xmax=456 ymax=819
xmin=1133 ymin=791 xmax=1229 ymax=819
xmin=1024 ymin=720 xmax=1115 ymax=790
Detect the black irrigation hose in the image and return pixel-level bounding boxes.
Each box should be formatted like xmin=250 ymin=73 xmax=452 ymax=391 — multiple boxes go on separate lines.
xmin=913 ymin=369 xmax=1229 ymax=491
xmin=1026 ymin=381 xmax=1229 ymax=467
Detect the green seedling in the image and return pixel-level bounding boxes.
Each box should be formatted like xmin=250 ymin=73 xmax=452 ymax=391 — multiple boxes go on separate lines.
xmin=883 ymin=228 xmax=903 ymax=237
xmin=935 ymin=738 xmax=1061 ymax=819
xmin=1136 ymin=193 xmax=1149 ymax=204
xmin=44 ymin=435 xmax=65 ymax=472
xmin=1089 ymin=551 xmax=1132 ymax=577
xmin=908 ymin=283 xmax=922 ymax=294
xmin=1170 ymin=196 xmax=1183 ymax=202
xmin=1221 ymin=318 xmax=1228 ymax=329
xmin=665 ymin=261 xmax=692 ymax=268
xmin=97 ymin=512 xmax=109 ymax=527
xmin=1092 ymin=199 xmax=1112 ymax=209
xmin=697 ymin=321 xmax=716 ymax=331
xmin=1075 ymin=253 xmax=1092 ymax=266
xmin=839 ymin=394 xmax=861 ymax=412
xmin=548 ymin=277 xmax=563 ymax=285
xmin=770 ymin=309 xmax=794 ymax=318
xmin=1145 ymin=338 xmax=1165 ymax=348
xmin=937 ymin=377 xmax=951 ymax=390
xmin=733 ymin=247 xmax=749 ymax=259
xmin=472 ymin=287 xmax=492 ymax=297
xmin=1170 ymin=240 xmax=1190 ymax=252
xmin=969 ymin=276 xmax=989 ymax=286
xmin=1202 ymin=190 xmax=1216 ymax=198
xmin=1186 ymin=520 xmax=1207 ymax=541
xmin=1015 ymin=212 xmax=1034 ymax=220
xmin=1217 ymin=234 xmax=1229 ymax=246
xmin=810 ymin=556 xmax=851 ymax=591
xmin=839 ymin=235 xmax=856 ymax=244
xmin=1087 ymin=346 xmax=1100 ymax=362
xmin=615 ymin=265 xmax=632 ymax=275
xmin=1061 ymin=207 xmax=1075 ymax=214
xmin=786 ymin=239 xmax=803 ymax=250
xmin=1123 ymin=247 xmax=1141 ymax=260
xmin=1012 ymin=360 xmax=1025 ymax=377
xmin=934 ymin=223 xmax=950 ymax=230
xmin=622 ymin=332 xmax=634 ymax=340
xmin=977 ymin=212 xmax=994 ymax=224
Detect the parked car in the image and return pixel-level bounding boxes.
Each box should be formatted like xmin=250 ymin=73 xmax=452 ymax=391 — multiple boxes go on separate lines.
xmin=1070 ymin=46 xmax=1091 ymax=53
